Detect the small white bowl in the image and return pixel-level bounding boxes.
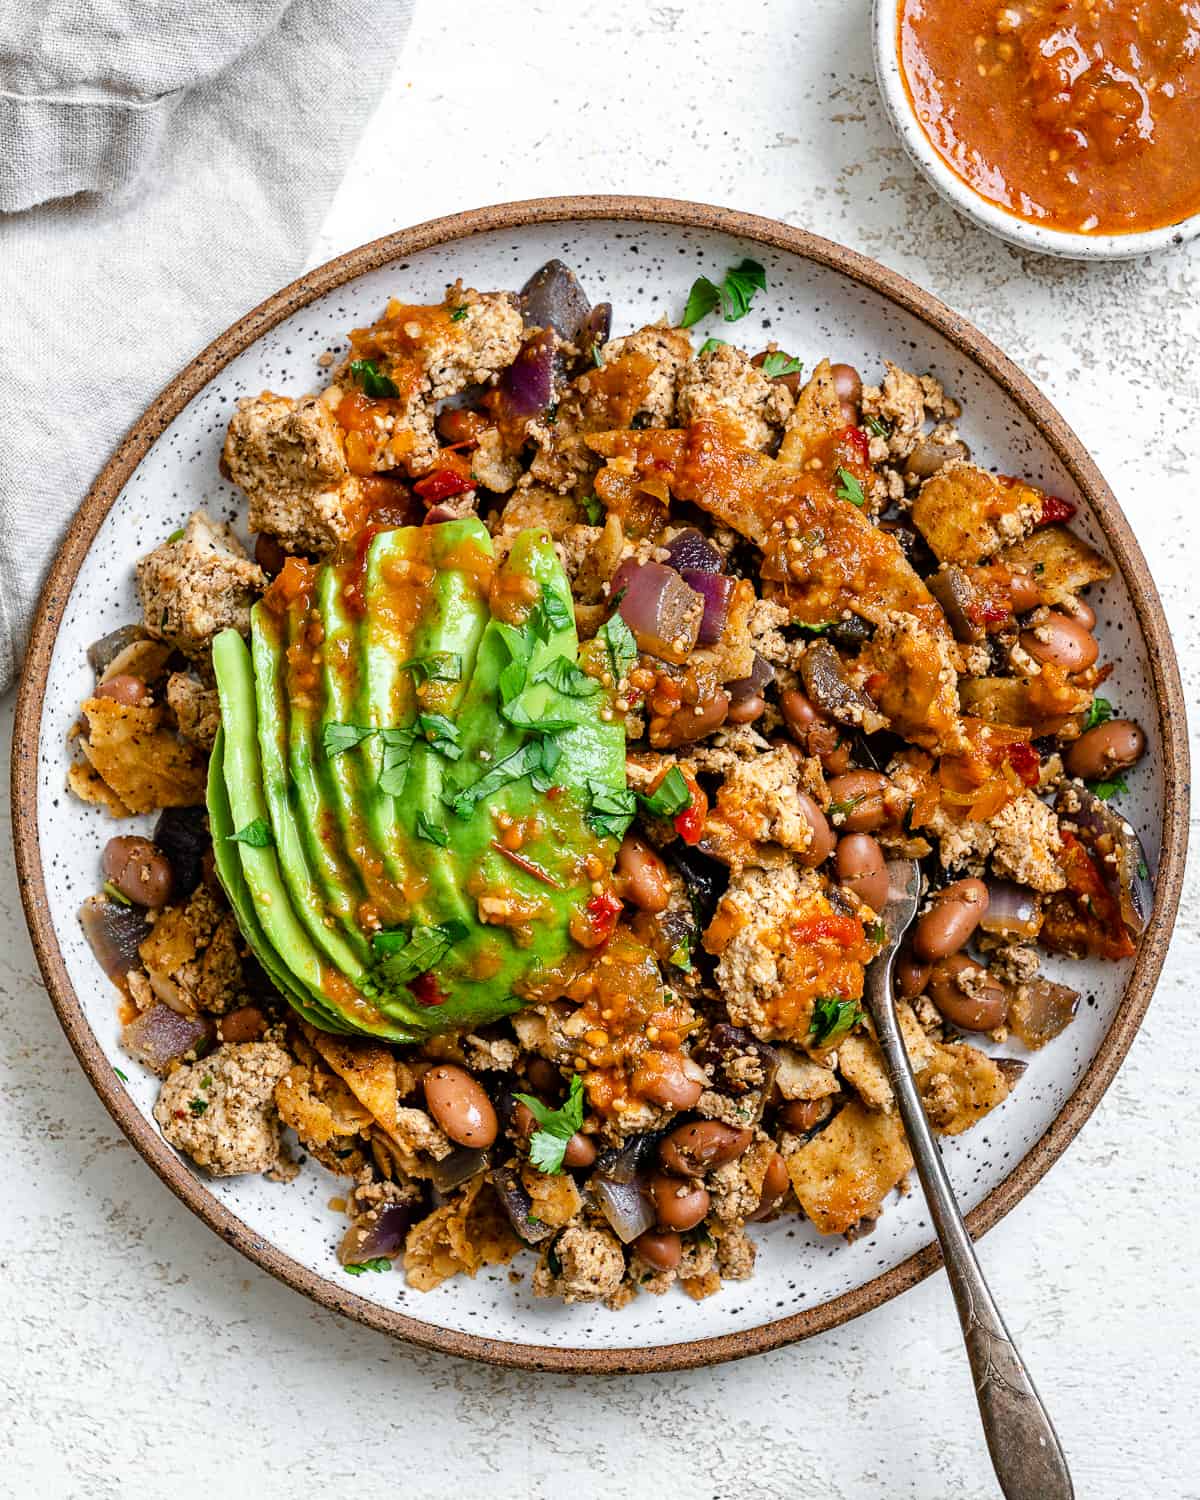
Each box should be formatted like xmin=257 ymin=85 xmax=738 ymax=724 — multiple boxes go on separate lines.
xmin=871 ymin=0 xmax=1200 ymax=261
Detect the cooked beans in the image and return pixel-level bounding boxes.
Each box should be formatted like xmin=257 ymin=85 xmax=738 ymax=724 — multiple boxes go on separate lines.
xmin=894 ymin=951 xmax=932 ymax=999
xmin=1020 ymin=612 xmax=1098 ymax=672
xmin=217 ymin=1005 xmax=268 ymax=1044
xmin=927 ymin=953 xmax=1008 ymax=1032
xmin=726 ymin=692 xmax=766 ymax=724
xmin=562 ymin=1132 xmax=597 ymax=1169
xmin=616 ymin=835 xmax=670 ymax=913
xmin=1007 ymin=570 xmax=1041 ymax=613
xmin=659 ymin=1121 xmax=753 ymax=1177
xmin=649 ymin=1172 xmax=710 ymax=1232
xmin=795 ymin=792 xmax=835 ymax=868
xmin=748 ymin=1151 xmax=791 ymax=1221
xmin=423 ymin=1064 xmax=498 ymax=1148
xmin=830 ymin=362 xmax=863 ymax=420
xmin=779 ymin=1097 xmax=829 ymax=1132
xmin=912 ymin=878 xmax=989 ymax=962
xmin=1070 ymin=598 xmax=1097 ymax=630
xmin=254 ymin=532 xmax=287 ymax=577
xmin=826 ymin=770 xmax=890 ymax=832
xmin=101 ymin=835 xmax=173 ymax=908
xmin=524 ymin=1056 xmax=560 ymax=1094
xmin=633 ymin=1229 xmax=683 ymax=1271
xmin=780 ymin=687 xmax=824 ymax=739
xmin=835 ymin=833 xmax=888 ymax=912
xmin=95 ymin=673 xmax=146 ymax=706
xmin=656 ymin=691 xmax=729 ymax=747
xmin=631 ymin=1056 xmax=706 ymax=1110
xmin=1065 ymin=719 xmax=1146 ymax=781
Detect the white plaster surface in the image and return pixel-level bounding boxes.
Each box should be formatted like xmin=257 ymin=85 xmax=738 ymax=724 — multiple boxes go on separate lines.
xmin=2 ymin=1 xmax=1197 ymax=1495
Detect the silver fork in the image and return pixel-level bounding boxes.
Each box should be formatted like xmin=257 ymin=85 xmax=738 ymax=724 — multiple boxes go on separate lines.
xmin=860 ymin=857 xmax=1074 ymax=1500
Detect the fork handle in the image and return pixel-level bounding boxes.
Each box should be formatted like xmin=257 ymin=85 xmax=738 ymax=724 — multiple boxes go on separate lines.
xmin=866 ymin=958 xmax=1074 ymax=1500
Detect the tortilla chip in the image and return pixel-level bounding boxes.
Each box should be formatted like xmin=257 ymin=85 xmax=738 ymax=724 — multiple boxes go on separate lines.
xmin=919 ymin=1041 xmax=1015 ymax=1136
xmin=785 ymin=1098 xmax=912 ymax=1235
xmin=67 ymin=759 xmax=131 ymax=816
xmin=78 ymin=697 xmax=206 ymax=814
xmin=403 ymin=1177 xmax=521 ymax=1291
xmin=304 ymin=1025 xmax=399 ymax=1137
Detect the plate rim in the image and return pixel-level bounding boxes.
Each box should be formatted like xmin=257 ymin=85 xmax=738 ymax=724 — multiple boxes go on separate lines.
xmin=11 ymin=193 xmax=1189 ymax=1374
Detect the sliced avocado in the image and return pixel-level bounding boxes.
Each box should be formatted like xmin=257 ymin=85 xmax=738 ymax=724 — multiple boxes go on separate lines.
xmin=210 ymin=628 xmax=423 ymax=1043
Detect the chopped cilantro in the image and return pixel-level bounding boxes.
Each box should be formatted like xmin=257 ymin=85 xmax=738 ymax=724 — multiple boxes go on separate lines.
xmin=809 ymin=996 xmax=863 ymax=1046
xmin=793 ymin=621 xmax=832 ymax=636
xmin=533 ymin=655 xmax=601 ymax=698
xmin=864 ymin=415 xmax=890 ymax=439
xmin=581 ymin=494 xmax=605 ymax=525
xmin=759 ymin=351 xmax=803 ymax=378
xmin=1137 ymin=858 xmax=1149 ymax=880
xmin=1083 ymin=696 xmax=1113 ymax=731
xmin=530 ymin=586 xmax=573 ymax=640
xmin=417 ymin=712 xmax=463 ymax=760
xmin=343 ymin=1257 xmax=392 ymax=1275
xmin=187 ymin=1098 xmax=209 ymax=1116
xmin=835 ymin=467 xmax=866 ymax=507
xmin=668 ymin=936 xmax=693 ymax=972
xmin=586 ymin=781 xmax=637 ymax=842
xmin=371 ymin=920 xmax=469 ymax=987
xmin=449 ymin=306 xmax=469 ymax=323
xmin=680 ymin=259 xmax=767 ymax=326
xmin=397 ymin=652 xmax=462 ymax=684
xmin=500 ymin=699 xmax=574 ymax=734
xmin=377 ymin=726 xmax=418 ymax=796
xmin=1087 ymin=774 xmax=1129 ymax=801
xmin=514 ymin=1074 xmax=586 ymax=1174
xmin=322 ymin=722 xmax=376 ymax=758
xmin=415 ymin=811 xmax=449 ymax=846
xmin=496 ymin=621 xmax=534 ymax=703
xmin=102 ymin=880 xmax=131 ymax=907
xmin=114 ymin=1067 xmax=128 ymax=1083
xmin=864 ymin=920 xmax=887 ymax=945
xmin=166 ymin=527 xmax=185 ymax=544
xmin=827 ymin=793 xmax=866 ymax=819
xmin=598 ymin=611 xmax=638 ymax=680
xmin=592 ymin=343 xmax=605 ymax=368
xmin=447 ymin=736 xmax=562 ymax=817
xmin=698 ymin=337 xmax=728 ymax=355
xmin=639 ymin=765 xmax=692 ymax=818
xmin=228 ymin=818 xmax=273 ymax=848
xmin=349 ymin=358 xmax=399 ymax=398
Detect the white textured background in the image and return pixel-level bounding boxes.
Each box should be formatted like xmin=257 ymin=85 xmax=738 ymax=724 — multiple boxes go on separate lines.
xmin=2 ymin=1 xmax=1197 ymax=1496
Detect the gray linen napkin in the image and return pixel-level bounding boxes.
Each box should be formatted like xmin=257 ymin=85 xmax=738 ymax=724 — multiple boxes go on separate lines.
xmin=0 ymin=0 xmax=413 ymax=693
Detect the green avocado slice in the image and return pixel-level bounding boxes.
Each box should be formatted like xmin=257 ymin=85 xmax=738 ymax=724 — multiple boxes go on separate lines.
xmin=210 ymin=628 xmax=423 ymax=1043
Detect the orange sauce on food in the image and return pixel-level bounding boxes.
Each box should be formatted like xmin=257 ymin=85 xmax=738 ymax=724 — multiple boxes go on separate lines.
xmin=899 ymin=0 xmax=1200 ymax=235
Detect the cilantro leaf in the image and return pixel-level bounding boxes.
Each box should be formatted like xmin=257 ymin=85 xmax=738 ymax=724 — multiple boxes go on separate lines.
xmin=530 ymin=586 xmax=573 ymax=640
xmin=533 ymin=655 xmax=601 ymax=698
xmin=228 ymin=818 xmax=273 ymax=848
xmin=835 ymin=467 xmax=866 ymax=507
xmin=864 ymin=415 xmax=890 ymax=439
xmin=447 ymin=738 xmax=559 ymax=817
xmin=166 ymin=527 xmax=185 ymax=544
xmin=793 ymin=621 xmax=833 ymax=636
xmin=187 ymin=1098 xmax=209 ymax=1116
xmin=529 ymin=733 xmax=562 ymax=792
xmin=680 ymin=259 xmax=767 ymax=327
xmin=809 ymin=996 xmax=863 ymax=1047
xmin=397 ymin=652 xmax=462 ymax=684
xmin=103 ymin=880 xmax=132 ymax=907
xmin=698 ymin=337 xmax=729 ymax=355
xmin=417 ymin=712 xmax=463 ymax=760
xmin=449 ymin=306 xmax=469 ymax=323
xmin=514 ymin=1075 xmax=586 ymax=1175
xmin=500 ymin=700 xmax=575 ymax=734
xmin=581 ymin=494 xmax=604 ymax=525
xmin=496 ymin=621 xmax=534 ymax=703
xmin=598 ymin=611 xmax=638 ymax=680
xmin=371 ymin=920 xmax=469 ymax=987
xmin=349 ymin=358 xmax=399 ymax=398
xmin=377 ymin=726 xmax=417 ymax=796
xmin=1084 ymin=696 xmax=1113 ymax=731
xmin=415 ymin=811 xmax=449 ymax=846
xmin=681 ymin=277 xmax=721 ymax=328
xmin=343 ymin=1257 xmax=392 ymax=1275
xmin=668 ymin=936 xmax=693 ymax=972
xmin=114 ymin=1067 xmax=128 ymax=1083
xmin=322 ymin=722 xmax=376 ymax=758
xmin=759 ymin=351 xmax=803 ymax=377
xmin=1087 ymin=773 xmax=1129 ymax=801
xmin=586 ymin=781 xmax=637 ymax=842
xmin=638 ymin=765 xmax=692 ymax=818
xmin=827 ymin=793 xmax=866 ymax=819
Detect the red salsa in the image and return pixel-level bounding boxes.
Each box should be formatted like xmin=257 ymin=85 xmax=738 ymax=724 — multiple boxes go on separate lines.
xmin=899 ymin=0 xmax=1200 ymax=234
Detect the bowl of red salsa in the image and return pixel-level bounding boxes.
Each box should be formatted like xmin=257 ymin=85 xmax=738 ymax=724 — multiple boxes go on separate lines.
xmin=875 ymin=0 xmax=1200 ymax=257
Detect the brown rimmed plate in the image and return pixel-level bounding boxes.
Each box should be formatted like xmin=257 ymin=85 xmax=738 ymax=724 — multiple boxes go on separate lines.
xmin=11 ymin=196 xmax=1189 ymax=1372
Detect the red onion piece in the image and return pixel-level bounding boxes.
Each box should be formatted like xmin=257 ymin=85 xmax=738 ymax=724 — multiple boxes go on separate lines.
xmin=593 ymin=1175 xmax=655 ymax=1244
xmin=612 ymin=559 xmax=703 ymax=664
xmin=122 ymin=1002 xmax=213 ymax=1076
xmin=1058 ymin=785 xmax=1153 ymax=937
xmin=725 ymin=653 xmax=777 ymax=706
xmin=428 ymin=1145 xmax=490 ymax=1192
xmin=81 ymin=894 xmax=150 ymax=980
xmin=679 ymin=569 xmax=734 ymax=645
xmin=423 ymin=505 xmax=460 ymax=526
xmin=980 ymin=880 xmax=1041 ymax=939
xmin=592 ymin=1132 xmax=663 ymax=1185
xmin=663 ymin=527 xmax=723 ymax=574
xmin=519 ymin=260 xmax=591 ymax=340
xmin=87 ymin=624 xmax=146 ymax=675
xmin=501 ymin=327 xmax=557 ymax=416
xmin=338 ymin=1199 xmax=424 ymax=1264
xmin=490 ymin=1166 xmax=556 ymax=1244
xmin=153 ymin=807 xmax=209 ymax=900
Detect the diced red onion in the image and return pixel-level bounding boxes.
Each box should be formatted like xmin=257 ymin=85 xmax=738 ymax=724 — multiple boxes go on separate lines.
xmin=593 ymin=1175 xmax=655 ymax=1244
xmin=980 ymin=880 xmax=1041 ymax=939
xmin=612 ymin=559 xmax=703 ymax=664
xmin=663 ymin=527 xmax=723 ymax=574
xmin=490 ymin=1166 xmax=555 ymax=1244
xmin=338 ymin=1199 xmax=424 ymax=1264
xmin=81 ymin=894 xmax=150 ymax=980
xmin=501 ymin=328 xmax=557 ymax=416
xmin=519 ymin=260 xmax=591 ymax=340
xmin=725 ymin=653 xmax=777 ymax=706
xmin=423 ymin=505 xmax=459 ymax=525
xmin=428 ymin=1145 xmax=490 ymax=1192
xmin=122 ymin=1002 xmax=213 ymax=1076
xmin=679 ymin=569 xmax=734 ymax=645
xmin=592 ymin=1132 xmax=663 ymax=1184
xmin=87 ymin=624 xmax=146 ymax=675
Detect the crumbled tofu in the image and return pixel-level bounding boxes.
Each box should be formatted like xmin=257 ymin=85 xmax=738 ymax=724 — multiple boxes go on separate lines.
xmin=709 ymin=1139 xmax=775 ymax=1222
xmin=709 ymin=745 xmax=819 ymax=856
xmin=715 ymin=1223 xmax=757 ymax=1279
xmin=860 ymin=361 xmax=928 ymax=461
xmin=391 ymin=1106 xmax=455 ymax=1161
xmin=139 ymin=884 xmax=246 ymax=1015
xmin=990 ymin=792 xmax=1066 ymax=892
xmin=166 ymin=672 xmax=221 ymax=750
xmin=154 ymin=1041 xmax=292 ymax=1176
xmin=677 ymin=343 xmax=793 ymax=449
xmin=853 ymin=607 xmax=965 ymax=754
xmin=600 ymin=322 xmax=693 ymax=425
xmin=532 ymin=1226 xmax=626 ymax=1304
xmin=136 ymin=509 xmax=265 ymax=660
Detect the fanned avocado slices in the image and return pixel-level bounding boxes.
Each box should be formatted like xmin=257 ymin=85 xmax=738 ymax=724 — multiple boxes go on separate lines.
xmin=207 ymin=521 xmax=628 ymax=1040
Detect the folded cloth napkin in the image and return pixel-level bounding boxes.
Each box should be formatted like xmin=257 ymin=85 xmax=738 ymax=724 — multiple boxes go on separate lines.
xmin=0 ymin=0 xmax=413 ymax=694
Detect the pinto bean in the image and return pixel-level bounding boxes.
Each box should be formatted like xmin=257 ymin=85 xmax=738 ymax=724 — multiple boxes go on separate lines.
xmin=894 ymin=951 xmax=932 ymax=999
xmin=826 ymin=770 xmax=890 ymax=832
xmin=631 ymin=1055 xmax=706 ymax=1110
xmin=793 ymin=792 xmax=835 ymax=868
xmin=748 ymin=1151 xmax=791 ymax=1221
xmin=912 ymin=878 xmax=990 ymax=962
xmin=1020 ymin=612 xmax=1098 ymax=672
xmin=217 ymin=1005 xmax=267 ymax=1044
xmin=524 ymin=1057 xmax=560 ymax=1094
xmin=101 ymin=835 xmax=173 ymax=908
xmin=616 ymin=835 xmax=670 ymax=913
xmin=820 ymin=738 xmax=854 ymax=775
xmin=927 ymin=953 xmax=1008 ymax=1032
xmin=633 ymin=1229 xmax=683 ymax=1271
xmin=1070 ymin=597 xmax=1097 ymax=630
xmin=659 ymin=1121 xmax=753 ymax=1177
xmin=1008 ymin=570 xmax=1041 ymax=613
xmin=830 ymin=362 xmax=863 ymax=407
xmin=1065 ymin=719 xmax=1146 ymax=781
xmin=655 ymin=690 xmax=730 ymax=747
xmin=780 ymin=1098 xmax=830 ymax=1132
xmin=727 ymin=692 xmax=766 ymax=724
xmin=835 ymin=834 xmax=889 ymax=912
xmin=780 ymin=688 xmax=824 ymax=739
xmin=562 ymin=1132 xmax=597 ymax=1169
xmin=422 ymin=1064 xmax=498 ymax=1148
xmin=649 ymin=1172 xmax=710 ymax=1232
xmin=95 ymin=673 xmax=146 ymax=706
xmin=254 ymin=532 xmax=287 ymax=577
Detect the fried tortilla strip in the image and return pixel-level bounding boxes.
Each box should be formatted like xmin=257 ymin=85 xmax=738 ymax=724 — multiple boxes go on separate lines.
xmin=776 ymin=357 xmax=844 ymax=469
xmin=304 ymin=1023 xmax=400 ymax=1138
xmin=996 ymin=523 xmax=1112 ymax=606
xmin=785 ymin=1097 xmax=913 ymax=1235
xmin=76 ymin=697 xmax=207 ymax=814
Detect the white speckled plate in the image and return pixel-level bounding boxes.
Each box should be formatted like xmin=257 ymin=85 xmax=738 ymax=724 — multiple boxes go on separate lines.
xmin=12 ymin=198 xmax=1188 ymax=1371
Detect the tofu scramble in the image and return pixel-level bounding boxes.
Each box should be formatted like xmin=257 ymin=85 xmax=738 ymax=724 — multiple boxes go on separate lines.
xmin=72 ymin=257 xmax=1153 ymax=1306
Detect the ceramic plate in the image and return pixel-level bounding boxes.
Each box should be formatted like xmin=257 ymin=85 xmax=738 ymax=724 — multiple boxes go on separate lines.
xmin=12 ymin=197 xmax=1188 ymax=1372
